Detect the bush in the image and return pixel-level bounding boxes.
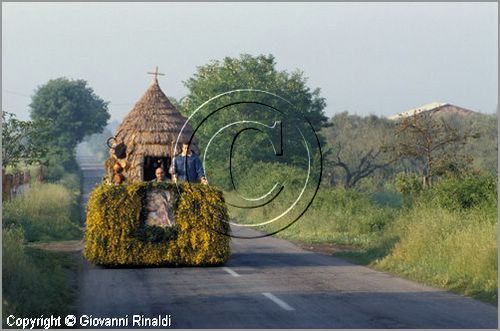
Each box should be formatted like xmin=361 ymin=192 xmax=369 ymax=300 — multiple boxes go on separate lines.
xmin=57 ymin=172 xmax=81 ymax=193
xmin=42 ymin=159 xmax=66 ymax=182
xmin=229 ymin=161 xmax=307 ymax=197
xmin=3 ymin=183 xmax=82 ymax=242
xmin=229 ymin=184 xmax=397 ymax=246
xmin=395 ymin=172 xmax=423 ymax=196
xmin=429 ymin=174 xmax=497 ymax=210
xmin=84 ymin=182 xmax=231 ymax=266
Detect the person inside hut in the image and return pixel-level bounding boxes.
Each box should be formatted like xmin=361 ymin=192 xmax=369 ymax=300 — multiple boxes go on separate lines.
xmin=172 ymin=141 xmax=208 ymax=185
xmin=154 ymin=166 xmax=166 ymax=182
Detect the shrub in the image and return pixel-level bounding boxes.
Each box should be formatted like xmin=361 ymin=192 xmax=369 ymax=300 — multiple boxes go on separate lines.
xmin=228 ymin=184 xmax=397 ymax=246
xmin=83 ymin=182 xmax=231 ymax=266
xmin=429 ymin=174 xmax=497 ymax=210
xmin=231 ymin=161 xmax=306 ymax=197
xmin=395 ymin=172 xmax=423 ymax=196
xmin=42 ymin=161 xmax=66 ymax=182
xmin=57 ymin=172 xmax=81 ymax=193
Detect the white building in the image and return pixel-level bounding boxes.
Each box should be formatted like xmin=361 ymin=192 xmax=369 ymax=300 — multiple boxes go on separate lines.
xmin=388 ymin=102 xmax=477 ymax=120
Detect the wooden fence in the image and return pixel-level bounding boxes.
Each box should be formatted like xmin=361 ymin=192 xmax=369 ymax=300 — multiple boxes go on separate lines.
xmin=2 ymin=167 xmax=43 ymax=201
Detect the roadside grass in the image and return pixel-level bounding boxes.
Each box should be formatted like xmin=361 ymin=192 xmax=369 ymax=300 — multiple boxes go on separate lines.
xmin=2 ymin=174 xmax=83 ymax=325
xmin=374 ymin=204 xmax=497 ymax=304
xmin=3 ymin=180 xmax=82 ymax=242
xmin=2 ymin=227 xmax=79 ymax=326
xmin=226 ymin=164 xmax=498 ymax=304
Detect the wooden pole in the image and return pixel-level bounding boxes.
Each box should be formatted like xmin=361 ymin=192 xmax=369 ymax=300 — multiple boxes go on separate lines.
xmin=24 ymin=170 xmax=31 ymax=185
xmin=3 ymin=174 xmax=12 ymax=201
xmin=36 ymin=166 xmax=44 ymax=182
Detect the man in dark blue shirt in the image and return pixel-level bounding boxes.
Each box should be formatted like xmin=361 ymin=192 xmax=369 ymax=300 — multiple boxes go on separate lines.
xmin=172 ymin=142 xmax=208 ymax=185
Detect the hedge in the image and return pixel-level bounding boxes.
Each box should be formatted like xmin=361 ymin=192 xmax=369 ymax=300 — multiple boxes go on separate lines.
xmin=83 ymin=182 xmax=231 ymax=266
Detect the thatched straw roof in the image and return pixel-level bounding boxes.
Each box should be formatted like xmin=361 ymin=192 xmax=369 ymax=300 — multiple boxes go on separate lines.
xmin=107 ymin=77 xmax=196 ymax=182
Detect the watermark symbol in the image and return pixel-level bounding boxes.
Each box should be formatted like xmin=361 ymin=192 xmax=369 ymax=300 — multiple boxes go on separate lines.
xmin=6 ymin=314 xmax=173 ymax=329
xmin=174 ymin=90 xmax=323 ymax=239
xmin=64 ymin=315 xmax=76 ymax=327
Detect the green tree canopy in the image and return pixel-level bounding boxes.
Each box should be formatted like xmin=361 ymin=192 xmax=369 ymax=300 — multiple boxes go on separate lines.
xmin=30 ymin=78 xmax=110 ymax=170
xmin=181 ymin=54 xmax=327 ymax=130
xmin=2 ymin=111 xmax=46 ymax=169
xmin=179 ymin=54 xmax=327 ymax=189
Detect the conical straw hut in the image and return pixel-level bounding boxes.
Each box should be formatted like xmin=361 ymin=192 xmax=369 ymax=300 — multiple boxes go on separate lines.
xmin=107 ymin=72 xmax=196 ymax=182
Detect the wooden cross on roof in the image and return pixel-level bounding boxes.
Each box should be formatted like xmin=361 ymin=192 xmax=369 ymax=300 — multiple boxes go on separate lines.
xmin=147 ymin=66 xmax=165 ymax=82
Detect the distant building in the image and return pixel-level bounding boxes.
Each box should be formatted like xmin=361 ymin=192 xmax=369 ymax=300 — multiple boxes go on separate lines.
xmin=388 ymin=102 xmax=478 ymax=120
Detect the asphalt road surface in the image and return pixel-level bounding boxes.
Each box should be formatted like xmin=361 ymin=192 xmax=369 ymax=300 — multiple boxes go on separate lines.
xmin=77 ymin=163 xmax=497 ymax=329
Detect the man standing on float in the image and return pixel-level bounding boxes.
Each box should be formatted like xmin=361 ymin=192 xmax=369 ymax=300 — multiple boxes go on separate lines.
xmin=172 ymin=140 xmax=208 ymax=185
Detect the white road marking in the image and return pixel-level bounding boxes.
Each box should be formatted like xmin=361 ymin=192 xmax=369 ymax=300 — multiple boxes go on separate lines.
xmin=262 ymin=292 xmax=295 ymax=311
xmin=222 ymin=267 xmax=240 ymax=277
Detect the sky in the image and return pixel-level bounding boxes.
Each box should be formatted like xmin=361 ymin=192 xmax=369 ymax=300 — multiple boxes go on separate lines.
xmin=2 ymin=2 xmax=498 ymax=122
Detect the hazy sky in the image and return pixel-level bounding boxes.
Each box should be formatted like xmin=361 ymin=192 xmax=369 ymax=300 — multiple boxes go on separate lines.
xmin=2 ymin=2 xmax=498 ymax=121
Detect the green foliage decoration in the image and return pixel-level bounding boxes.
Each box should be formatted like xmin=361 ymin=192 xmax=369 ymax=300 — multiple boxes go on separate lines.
xmin=84 ymin=182 xmax=231 ymax=266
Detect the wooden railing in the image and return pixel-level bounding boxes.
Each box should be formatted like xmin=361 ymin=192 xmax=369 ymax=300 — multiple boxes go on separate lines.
xmin=2 ymin=167 xmax=43 ymax=201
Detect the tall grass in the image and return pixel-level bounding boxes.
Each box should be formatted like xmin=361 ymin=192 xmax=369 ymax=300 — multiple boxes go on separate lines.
xmin=373 ymin=175 xmax=498 ymax=303
xmin=375 ymin=204 xmax=497 ymax=303
xmin=3 ymin=182 xmax=82 ymax=242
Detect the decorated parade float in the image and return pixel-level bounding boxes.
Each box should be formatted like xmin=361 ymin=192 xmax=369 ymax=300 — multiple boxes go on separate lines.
xmin=84 ymin=70 xmax=231 ymax=266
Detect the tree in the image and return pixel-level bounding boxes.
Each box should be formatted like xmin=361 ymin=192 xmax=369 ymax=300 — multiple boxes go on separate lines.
xmin=30 ymin=78 xmax=110 ymax=170
xmin=321 ymin=112 xmax=396 ymax=189
xmin=2 ymin=111 xmax=46 ymax=169
xmin=391 ymin=112 xmax=478 ymax=187
xmin=179 ymin=54 xmax=327 ymax=189
xmin=180 ymin=55 xmax=327 ymax=159
xmin=182 ymin=54 xmax=327 ymax=131
xmin=458 ymin=113 xmax=497 ymax=175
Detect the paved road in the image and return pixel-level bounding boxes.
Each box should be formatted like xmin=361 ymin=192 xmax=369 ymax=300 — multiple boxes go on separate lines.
xmin=77 ymin=155 xmax=105 ymax=221
xmin=77 ymin=165 xmax=497 ymax=329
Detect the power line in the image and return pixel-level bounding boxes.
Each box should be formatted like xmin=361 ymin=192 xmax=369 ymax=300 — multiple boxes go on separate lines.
xmin=3 ymin=89 xmax=31 ymax=98
xmin=3 ymin=89 xmax=134 ymax=107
